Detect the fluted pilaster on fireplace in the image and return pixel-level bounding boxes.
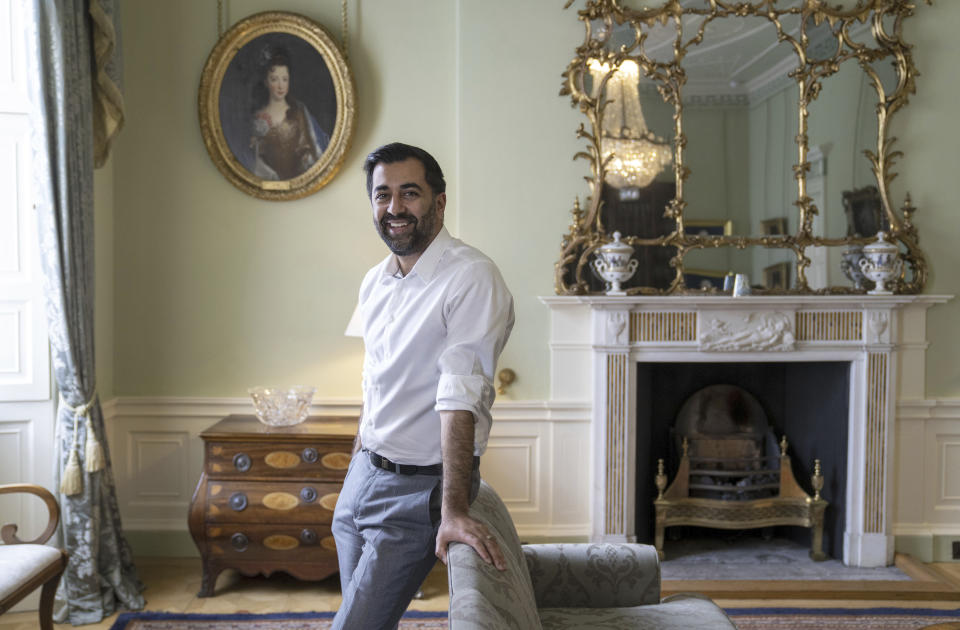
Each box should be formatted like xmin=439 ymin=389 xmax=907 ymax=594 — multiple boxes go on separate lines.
xmin=591 ymin=305 xmax=636 ymax=541
xmin=845 ymin=305 xmax=899 ymax=566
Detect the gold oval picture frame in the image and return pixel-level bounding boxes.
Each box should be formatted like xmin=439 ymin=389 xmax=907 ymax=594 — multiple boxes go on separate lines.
xmin=199 ymin=11 xmax=355 ymax=201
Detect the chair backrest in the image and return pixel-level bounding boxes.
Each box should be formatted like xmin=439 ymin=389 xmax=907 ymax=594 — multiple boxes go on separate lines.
xmin=523 ymin=543 xmax=662 ymax=608
xmin=0 ymin=484 xmax=60 ymax=546
xmin=447 ymin=481 xmax=543 ymax=630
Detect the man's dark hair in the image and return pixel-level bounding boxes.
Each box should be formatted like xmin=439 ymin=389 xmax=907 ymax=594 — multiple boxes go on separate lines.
xmin=364 ymin=143 xmax=446 ymax=197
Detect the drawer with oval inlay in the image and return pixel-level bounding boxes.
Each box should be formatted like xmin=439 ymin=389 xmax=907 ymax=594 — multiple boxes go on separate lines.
xmin=204 ymin=523 xmax=338 ymax=562
xmin=205 ymin=441 xmax=353 ymax=480
xmin=204 ymin=481 xmax=341 ymax=524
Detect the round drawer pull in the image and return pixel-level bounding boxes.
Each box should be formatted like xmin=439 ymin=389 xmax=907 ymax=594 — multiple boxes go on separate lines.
xmin=230 ymin=532 xmax=248 ymax=551
xmin=300 ymin=486 xmax=317 ymax=503
xmin=233 ymin=453 xmax=252 ymax=472
xmin=300 ymin=528 xmax=318 ymax=545
xmin=229 ymin=492 xmax=248 ymax=511
xmin=302 ymin=447 xmax=319 ymax=463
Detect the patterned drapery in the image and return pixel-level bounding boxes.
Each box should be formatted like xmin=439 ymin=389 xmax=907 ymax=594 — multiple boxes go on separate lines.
xmin=27 ymin=0 xmax=143 ymax=624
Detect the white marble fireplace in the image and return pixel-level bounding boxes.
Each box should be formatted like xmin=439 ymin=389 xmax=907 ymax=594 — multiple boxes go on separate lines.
xmin=541 ymin=294 xmax=949 ymax=567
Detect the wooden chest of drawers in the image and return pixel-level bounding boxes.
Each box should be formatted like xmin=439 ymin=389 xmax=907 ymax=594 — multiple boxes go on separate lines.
xmin=188 ymin=414 xmax=357 ymax=597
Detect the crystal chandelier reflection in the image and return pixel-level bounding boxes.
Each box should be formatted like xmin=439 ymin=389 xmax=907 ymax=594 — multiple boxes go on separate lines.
xmin=589 ymin=59 xmax=672 ymax=189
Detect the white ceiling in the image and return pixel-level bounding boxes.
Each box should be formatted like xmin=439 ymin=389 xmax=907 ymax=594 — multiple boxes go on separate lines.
xmin=601 ymin=3 xmax=871 ymax=101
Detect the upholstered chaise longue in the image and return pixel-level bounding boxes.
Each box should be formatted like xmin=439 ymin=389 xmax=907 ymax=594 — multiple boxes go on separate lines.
xmin=447 ymin=481 xmax=737 ymax=629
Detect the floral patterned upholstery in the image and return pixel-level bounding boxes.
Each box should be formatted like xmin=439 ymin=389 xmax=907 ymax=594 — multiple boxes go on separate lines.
xmin=447 ymin=480 xmax=543 ymax=629
xmin=447 ymin=482 xmax=737 ymax=630
xmin=524 ymin=544 xmax=660 ymax=609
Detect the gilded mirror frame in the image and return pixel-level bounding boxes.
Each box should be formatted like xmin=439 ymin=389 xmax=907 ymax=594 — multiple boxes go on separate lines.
xmin=555 ymin=0 xmax=928 ymax=295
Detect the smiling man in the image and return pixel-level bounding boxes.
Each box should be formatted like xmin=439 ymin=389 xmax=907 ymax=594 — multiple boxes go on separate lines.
xmin=331 ymin=143 xmax=515 ymax=629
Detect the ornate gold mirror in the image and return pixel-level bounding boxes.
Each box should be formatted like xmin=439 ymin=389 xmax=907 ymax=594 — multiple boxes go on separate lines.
xmin=556 ymin=0 xmax=928 ymax=295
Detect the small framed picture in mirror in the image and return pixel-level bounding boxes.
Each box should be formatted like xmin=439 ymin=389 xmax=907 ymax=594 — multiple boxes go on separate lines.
xmin=686 ymin=220 xmax=733 ymax=237
xmin=763 ymin=262 xmax=790 ymax=289
xmin=761 ymin=217 xmax=787 ymax=236
xmin=198 ymin=11 xmax=356 ymax=201
xmin=684 ymin=268 xmax=729 ymax=291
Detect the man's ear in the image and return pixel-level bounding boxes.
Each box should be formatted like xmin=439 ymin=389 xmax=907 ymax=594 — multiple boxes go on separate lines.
xmin=436 ymin=192 xmax=447 ymax=219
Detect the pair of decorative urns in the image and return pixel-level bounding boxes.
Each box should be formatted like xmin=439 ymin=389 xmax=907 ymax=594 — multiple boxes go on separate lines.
xmin=593 ymin=231 xmax=902 ymax=295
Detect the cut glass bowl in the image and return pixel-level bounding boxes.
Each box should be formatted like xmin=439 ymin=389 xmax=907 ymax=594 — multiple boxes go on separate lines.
xmin=248 ymin=386 xmax=316 ymax=427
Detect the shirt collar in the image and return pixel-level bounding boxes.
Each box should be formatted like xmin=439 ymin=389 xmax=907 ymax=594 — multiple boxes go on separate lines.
xmin=379 ymin=226 xmax=452 ymax=283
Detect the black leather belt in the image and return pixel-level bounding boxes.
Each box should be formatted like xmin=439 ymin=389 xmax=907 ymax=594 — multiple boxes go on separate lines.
xmin=364 ymin=449 xmax=479 ymax=476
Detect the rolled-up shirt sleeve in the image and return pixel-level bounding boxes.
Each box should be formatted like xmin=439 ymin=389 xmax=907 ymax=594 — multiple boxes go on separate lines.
xmin=435 ymin=260 xmax=515 ymax=431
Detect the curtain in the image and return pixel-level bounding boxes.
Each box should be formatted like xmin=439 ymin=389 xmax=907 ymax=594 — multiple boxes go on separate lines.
xmin=27 ymin=0 xmax=143 ymax=624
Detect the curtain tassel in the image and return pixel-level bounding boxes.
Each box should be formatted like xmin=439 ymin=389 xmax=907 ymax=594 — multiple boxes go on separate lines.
xmin=84 ymin=414 xmax=105 ymax=473
xmin=58 ymin=390 xmax=100 ymax=495
xmin=61 ymin=447 xmax=83 ymax=495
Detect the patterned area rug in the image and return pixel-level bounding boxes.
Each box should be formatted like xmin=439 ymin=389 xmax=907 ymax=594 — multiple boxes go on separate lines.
xmin=109 ymin=611 xmax=447 ymax=629
xmin=110 ymin=608 xmax=960 ymax=629
xmin=727 ymin=607 xmax=960 ymax=629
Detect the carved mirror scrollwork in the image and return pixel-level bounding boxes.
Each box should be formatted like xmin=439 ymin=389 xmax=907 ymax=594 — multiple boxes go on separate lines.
xmin=556 ymin=0 xmax=929 ymax=295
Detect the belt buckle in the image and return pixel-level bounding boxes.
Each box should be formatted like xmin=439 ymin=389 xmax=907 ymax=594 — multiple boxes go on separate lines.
xmin=379 ymin=456 xmax=391 ymax=471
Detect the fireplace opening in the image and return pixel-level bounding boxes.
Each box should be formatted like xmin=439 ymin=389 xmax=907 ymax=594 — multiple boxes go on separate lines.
xmin=675 ymin=384 xmax=781 ymax=501
xmin=635 ymin=361 xmax=850 ymax=558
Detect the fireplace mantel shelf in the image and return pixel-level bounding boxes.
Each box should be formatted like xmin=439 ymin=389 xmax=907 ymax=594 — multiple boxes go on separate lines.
xmin=540 ymin=294 xmax=952 ymax=308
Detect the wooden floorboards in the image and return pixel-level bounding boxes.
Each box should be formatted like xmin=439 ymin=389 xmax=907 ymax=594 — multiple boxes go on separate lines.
xmin=661 ymin=554 xmax=960 ymax=601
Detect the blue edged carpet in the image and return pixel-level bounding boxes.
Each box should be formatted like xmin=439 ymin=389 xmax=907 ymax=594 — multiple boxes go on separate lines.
xmin=109 ymin=611 xmax=447 ymax=629
xmin=727 ymin=607 xmax=960 ymax=629
xmin=109 ymin=607 xmax=960 ymax=629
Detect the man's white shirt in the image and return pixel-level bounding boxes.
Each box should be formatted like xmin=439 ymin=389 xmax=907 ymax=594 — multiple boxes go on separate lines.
xmin=357 ymin=227 xmax=515 ymax=465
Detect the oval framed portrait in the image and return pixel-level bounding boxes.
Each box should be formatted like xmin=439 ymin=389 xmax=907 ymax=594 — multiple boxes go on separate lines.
xmin=198 ymin=11 xmax=356 ymax=201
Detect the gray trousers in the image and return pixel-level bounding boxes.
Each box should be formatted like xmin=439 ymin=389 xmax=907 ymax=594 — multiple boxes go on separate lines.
xmin=331 ymin=451 xmax=479 ymax=630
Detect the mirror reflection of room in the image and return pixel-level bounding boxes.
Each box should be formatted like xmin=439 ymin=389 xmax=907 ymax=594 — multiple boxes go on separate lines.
xmin=559 ymin=1 xmax=927 ymax=295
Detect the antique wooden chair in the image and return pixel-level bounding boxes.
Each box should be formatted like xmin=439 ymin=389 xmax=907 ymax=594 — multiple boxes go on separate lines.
xmin=0 ymin=484 xmax=69 ymax=630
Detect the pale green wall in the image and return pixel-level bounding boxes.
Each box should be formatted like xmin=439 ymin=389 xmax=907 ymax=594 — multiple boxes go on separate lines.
xmin=94 ymin=159 xmax=114 ymax=399
xmin=111 ymin=0 xmax=580 ymax=399
xmin=901 ymin=4 xmax=960 ymax=398
xmin=106 ymin=1 xmax=960 ymax=401
xmin=457 ymin=2 xmax=582 ymax=397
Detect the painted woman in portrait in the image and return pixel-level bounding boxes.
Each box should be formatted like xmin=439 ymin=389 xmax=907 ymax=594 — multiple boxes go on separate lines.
xmin=247 ymin=46 xmax=330 ymax=180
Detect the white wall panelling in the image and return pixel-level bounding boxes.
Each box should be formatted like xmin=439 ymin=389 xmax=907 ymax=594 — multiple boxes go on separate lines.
xmin=482 ymin=430 xmax=539 ymax=508
xmin=0 ymin=419 xmax=32 ymax=526
xmin=894 ymin=401 xmax=960 ymax=561
xmin=105 ymin=398 xmax=591 ymax=541
xmin=100 ymin=394 xmax=960 ymax=550
xmin=896 ymin=401 xmax=960 ymax=532
xmin=0 ymin=400 xmax=55 ymax=544
xmin=941 ymin=440 xmax=960 ymax=502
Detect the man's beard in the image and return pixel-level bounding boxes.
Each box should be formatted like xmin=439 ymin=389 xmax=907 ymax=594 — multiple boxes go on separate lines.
xmin=375 ymin=199 xmax=439 ymax=257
